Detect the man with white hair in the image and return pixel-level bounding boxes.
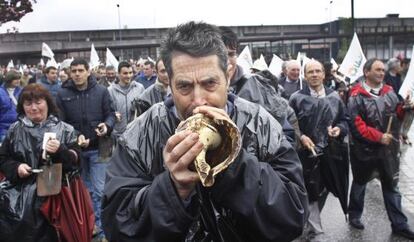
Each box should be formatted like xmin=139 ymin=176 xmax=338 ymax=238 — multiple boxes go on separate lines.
xmin=279 ymin=60 xmax=305 ymax=99
xmin=384 ymin=58 xmax=402 ymax=96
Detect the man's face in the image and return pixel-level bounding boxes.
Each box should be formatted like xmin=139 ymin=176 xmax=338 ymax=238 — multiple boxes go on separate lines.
xmin=59 ymin=71 xmax=68 ymax=82
xmin=170 ymin=53 xmax=228 ymax=120
xmin=70 ymin=64 xmax=89 ymax=88
xmin=226 ymin=47 xmax=238 ymax=80
xmin=156 ymin=60 xmax=169 ymax=86
xmin=305 ymin=61 xmax=325 ymax=90
xmin=119 ymin=67 xmax=133 ymax=85
xmin=46 ymin=69 xmax=58 ymax=82
xmin=97 ymin=68 xmax=106 ymax=79
xmin=287 ymin=63 xmax=300 ymax=81
xmin=106 ymin=69 xmax=116 ymax=82
xmin=143 ymin=64 xmax=153 ymax=78
xmin=365 ymin=60 xmax=385 ymax=86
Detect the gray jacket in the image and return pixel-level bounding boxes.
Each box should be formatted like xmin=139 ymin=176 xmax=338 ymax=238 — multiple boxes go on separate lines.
xmin=108 ymin=81 xmax=144 ymax=136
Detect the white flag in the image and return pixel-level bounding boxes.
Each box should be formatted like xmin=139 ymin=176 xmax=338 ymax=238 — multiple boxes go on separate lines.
xmin=90 ymin=44 xmax=100 ymax=69
xmin=6 ymin=60 xmax=14 ymax=71
xmin=41 ymin=42 xmax=55 ymax=58
xmin=268 ymin=54 xmax=283 ymax=77
xmin=300 ymin=55 xmax=312 ymax=79
xmin=399 ymin=45 xmax=414 ymax=100
xmin=147 ymin=56 xmax=155 ymax=64
xmin=330 ymin=58 xmax=339 ymax=70
xmin=106 ymin=48 xmax=119 ymax=70
xmin=251 ymin=54 xmax=268 ymax=72
xmin=60 ymin=57 xmax=74 ymax=69
xmin=39 ymin=58 xmax=45 ymax=67
xmin=338 ymin=33 xmax=366 ymax=83
xmin=46 ymin=57 xmax=58 ymax=68
xmin=237 ymin=46 xmax=253 ymax=74
xmin=296 ymin=52 xmax=302 ymax=63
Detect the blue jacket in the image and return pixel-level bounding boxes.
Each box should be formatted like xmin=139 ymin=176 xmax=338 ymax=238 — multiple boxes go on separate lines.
xmin=0 ymin=85 xmax=20 ymax=138
xmin=56 ymin=76 xmax=116 ymax=150
xmin=135 ymin=74 xmax=157 ymax=89
xmin=37 ymin=76 xmax=61 ymax=101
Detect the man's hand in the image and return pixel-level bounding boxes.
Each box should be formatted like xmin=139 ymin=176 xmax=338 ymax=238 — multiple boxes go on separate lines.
xmin=17 ymin=163 xmax=32 ymax=178
xmin=115 ymin=112 xmax=122 ymax=122
xmin=380 ymin=133 xmax=393 ymax=145
xmin=300 ymin=134 xmax=315 ymax=150
xmin=163 ymin=130 xmax=203 ymax=200
xmin=95 ymin=123 xmax=108 ymax=136
xmin=327 ymin=126 xmax=341 ymax=138
xmin=77 ymin=134 xmax=90 ymax=148
xmin=45 ymin=138 xmax=60 ymax=154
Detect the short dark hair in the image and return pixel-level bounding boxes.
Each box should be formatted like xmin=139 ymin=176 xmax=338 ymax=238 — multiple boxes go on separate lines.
xmin=363 ymin=58 xmax=382 ymax=76
xmin=16 ymin=83 xmax=59 ymax=117
xmin=70 ymin=58 xmax=89 ymax=71
xmin=160 ymin=21 xmax=228 ymax=80
xmin=44 ymin=66 xmax=57 ymax=74
xmin=219 ymin=26 xmax=239 ymax=50
xmin=4 ymin=70 xmax=21 ymax=86
xmin=118 ymin=61 xmax=131 ymax=73
xmin=144 ymin=60 xmax=154 ymax=68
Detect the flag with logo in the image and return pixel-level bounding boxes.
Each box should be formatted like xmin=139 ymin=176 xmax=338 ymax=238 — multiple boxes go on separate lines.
xmin=338 ymin=33 xmax=366 ymax=83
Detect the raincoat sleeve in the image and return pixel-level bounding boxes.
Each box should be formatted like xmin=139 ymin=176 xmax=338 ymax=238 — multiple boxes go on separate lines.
xmin=348 ymin=95 xmax=383 ymax=143
xmin=102 ymin=107 xmax=199 ymax=242
xmin=0 ymin=131 xmax=20 ymax=183
xmin=210 ymin=105 xmax=308 ymax=241
xmin=102 ymin=88 xmax=116 ymax=133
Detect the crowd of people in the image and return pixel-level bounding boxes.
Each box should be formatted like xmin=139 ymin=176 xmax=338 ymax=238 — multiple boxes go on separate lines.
xmin=0 ymin=21 xmax=413 ymax=242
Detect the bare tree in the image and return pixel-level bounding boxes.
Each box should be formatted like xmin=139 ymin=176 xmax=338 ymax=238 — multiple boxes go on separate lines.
xmin=0 ymin=0 xmax=36 ymax=25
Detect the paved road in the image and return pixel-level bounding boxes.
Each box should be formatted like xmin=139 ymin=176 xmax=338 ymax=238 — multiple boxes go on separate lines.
xmin=311 ymin=127 xmax=414 ymax=241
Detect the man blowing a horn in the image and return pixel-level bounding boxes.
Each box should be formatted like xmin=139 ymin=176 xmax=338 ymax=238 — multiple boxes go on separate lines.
xmin=102 ymin=21 xmax=308 ymax=242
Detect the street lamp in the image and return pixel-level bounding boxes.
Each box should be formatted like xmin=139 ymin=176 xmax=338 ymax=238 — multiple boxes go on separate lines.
xmin=117 ymin=3 xmax=123 ymax=60
xmin=329 ymin=0 xmax=333 ymax=60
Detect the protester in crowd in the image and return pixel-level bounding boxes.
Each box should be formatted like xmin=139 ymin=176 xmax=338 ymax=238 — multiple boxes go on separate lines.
xmin=289 ymin=60 xmax=349 ymax=241
xmin=59 ymin=69 xmax=69 ymax=83
xmin=102 ymin=21 xmax=308 ymax=242
xmin=347 ymin=58 xmax=414 ymax=239
xmin=0 ymin=71 xmax=21 ymax=143
xmin=20 ymin=68 xmax=33 ymax=87
xmin=0 ymin=83 xmax=94 ymax=242
xmin=95 ymin=65 xmax=106 ymax=81
xmin=279 ymin=60 xmax=305 ymax=99
xmin=56 ymin=58 xmax=115 ymax=241
xmin=108 ymin=61 xmax=144 ymax=138
xmin=220 ymin=26 xmax=299 ymax=146
xmin=132 ymin=58 xmax=170 ymax=117
xmin=37 ymin=66 xmax=61 ymax=100
xmin=135 ymin=60 xmax=157 ymax=89
xmin=384 ymin=58 xmax=402 ymax=96
xmin=98 ymin=65 xmax=117 ymax=88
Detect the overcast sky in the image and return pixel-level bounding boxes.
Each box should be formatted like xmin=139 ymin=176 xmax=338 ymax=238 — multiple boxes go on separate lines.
xmin=0 ymin=0 xmax=413 ymax=33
